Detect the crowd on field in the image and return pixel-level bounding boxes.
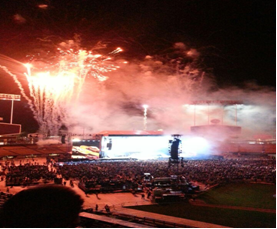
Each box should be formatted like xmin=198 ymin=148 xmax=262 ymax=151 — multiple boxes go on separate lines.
xmin=0 ymin=157 xmax=275 ymax=191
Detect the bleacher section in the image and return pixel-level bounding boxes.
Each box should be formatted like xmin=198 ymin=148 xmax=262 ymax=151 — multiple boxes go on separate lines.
xmin=0 ymin=144 xmax=72 ymax=158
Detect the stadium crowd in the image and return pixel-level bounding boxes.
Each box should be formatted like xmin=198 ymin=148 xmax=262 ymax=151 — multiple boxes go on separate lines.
xmin=0 ymin=157 xmax=275 ymax=191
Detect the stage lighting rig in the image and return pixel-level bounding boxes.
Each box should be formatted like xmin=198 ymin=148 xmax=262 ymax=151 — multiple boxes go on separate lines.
xmin=168 ymin=134 xmax=183 ymax=169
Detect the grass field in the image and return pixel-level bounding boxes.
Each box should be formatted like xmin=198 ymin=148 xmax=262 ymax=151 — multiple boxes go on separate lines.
xmin=198 ymin=183 xmax=276 ymax=209
xmin=128 ymin=203 xmax=276 ymax=228
xmin=127 ymin=183 xmax=276 ymax=228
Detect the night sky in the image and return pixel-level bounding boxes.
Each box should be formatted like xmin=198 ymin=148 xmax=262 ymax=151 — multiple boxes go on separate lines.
xmin=0 ymin=0 xmax=275 ymax=133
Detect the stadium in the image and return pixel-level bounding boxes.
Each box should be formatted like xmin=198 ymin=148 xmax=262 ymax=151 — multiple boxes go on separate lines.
xmin=0 ymin=93 xmax=275 ymax=227
xmin=0 ymin=1 xmax=275 ymax=225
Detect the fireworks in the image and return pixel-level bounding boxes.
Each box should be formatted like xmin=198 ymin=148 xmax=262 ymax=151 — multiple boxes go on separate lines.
xmin=1 ymin=41 xmax=215 ymax=135
xmin=142 ymin=104 xmax=149 ymax=130
xmin=1 ymin=41 xmax=123 ymax=136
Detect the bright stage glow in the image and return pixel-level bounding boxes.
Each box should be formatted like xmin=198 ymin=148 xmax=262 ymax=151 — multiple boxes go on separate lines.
xmin=180 ymin=136 xmax=211 ymax=158
xmin=101 ymin=135 xmax=169 ymax=159
xmin=100 ymin=135 xmax=213 ymax=159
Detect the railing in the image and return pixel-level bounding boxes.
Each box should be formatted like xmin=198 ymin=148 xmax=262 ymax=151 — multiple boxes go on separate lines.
xmin=112 ymin=212 xmax=190 ymax=228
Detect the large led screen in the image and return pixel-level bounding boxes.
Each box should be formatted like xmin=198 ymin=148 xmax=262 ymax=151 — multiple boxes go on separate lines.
xmin=101 ymin=135 xmax=170 ymax=159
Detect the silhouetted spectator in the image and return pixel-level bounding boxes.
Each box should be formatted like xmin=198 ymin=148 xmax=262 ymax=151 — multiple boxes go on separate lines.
xmin=0 ymin=185 xmax=84 ymax=228
xmin=105 ymin=204 xmax=110 ymax=213
xmin=147 ymin=190 xmax=152 ymax=199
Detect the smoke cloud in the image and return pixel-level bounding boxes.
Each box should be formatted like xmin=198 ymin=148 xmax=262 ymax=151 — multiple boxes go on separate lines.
xmin=65 ymin=43 xmax=275 ymax=140
xmin=1 ymin=41 xmax=275 ymax=141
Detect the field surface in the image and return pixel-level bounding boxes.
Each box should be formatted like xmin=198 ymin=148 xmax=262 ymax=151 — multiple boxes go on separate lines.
xmin=128 ymin=183 xmax=276 ymax=228
xmin=199 ymin=183 xmax=276 ymax=209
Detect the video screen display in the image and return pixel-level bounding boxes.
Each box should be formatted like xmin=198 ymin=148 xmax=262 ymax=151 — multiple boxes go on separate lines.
xmin=101 ymin=135 xmax=170 ymax=159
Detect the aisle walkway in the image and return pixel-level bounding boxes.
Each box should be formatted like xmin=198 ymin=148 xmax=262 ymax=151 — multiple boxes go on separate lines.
xmin=114 ymin=207 xmax=230 ymax=228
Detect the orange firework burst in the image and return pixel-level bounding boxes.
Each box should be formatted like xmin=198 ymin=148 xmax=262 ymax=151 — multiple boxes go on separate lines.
xmin=2 ymin=41 xmax=123 ymax=136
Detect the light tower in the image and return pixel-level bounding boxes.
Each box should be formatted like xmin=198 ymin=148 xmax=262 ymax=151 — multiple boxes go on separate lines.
xmin=0 ymin=93 xmax=21 ymax=124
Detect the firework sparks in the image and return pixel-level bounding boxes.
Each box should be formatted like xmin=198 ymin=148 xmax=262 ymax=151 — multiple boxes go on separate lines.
xmin=1 ymin=41 xmax=123 ymax=136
